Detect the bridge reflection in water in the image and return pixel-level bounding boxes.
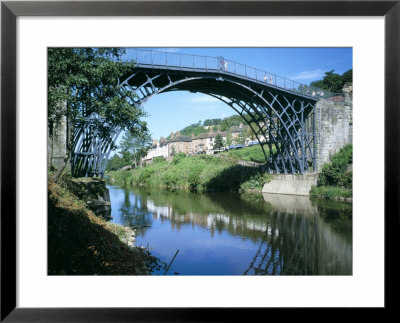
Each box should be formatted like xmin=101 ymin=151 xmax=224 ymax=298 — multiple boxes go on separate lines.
xmin=109 ymin=186 xmax=352 ymax=275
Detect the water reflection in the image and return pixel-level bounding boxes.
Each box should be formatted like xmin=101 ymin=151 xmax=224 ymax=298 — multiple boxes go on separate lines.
xmin=262 ymin=193 xmax=318 ymax=215
xmin=108 ymin=185 xmax=352 ymax=275
xmin=113 ymin=189 xmax=153 ymax=231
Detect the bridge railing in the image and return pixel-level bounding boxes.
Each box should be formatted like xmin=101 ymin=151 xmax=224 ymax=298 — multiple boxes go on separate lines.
xmin=123 ymin=48 xmax=344 ymax=101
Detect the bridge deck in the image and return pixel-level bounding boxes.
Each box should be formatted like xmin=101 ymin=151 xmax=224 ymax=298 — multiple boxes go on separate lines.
xmin=123 ymin=48 xmax=338 ymax=101
xmin=134 ymin=63 xmax=318 ymax=102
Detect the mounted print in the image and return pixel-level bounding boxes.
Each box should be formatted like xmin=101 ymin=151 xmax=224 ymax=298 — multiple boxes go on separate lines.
xmin=47 ymin=47 xmax=353 ymax=276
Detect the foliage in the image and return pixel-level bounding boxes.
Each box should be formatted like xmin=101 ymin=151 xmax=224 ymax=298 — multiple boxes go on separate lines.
xmin=341 ymin=69 xmax=352 ymax=84
xmin=203 ymin=118 xmax=222 ymax=126
xmin=217 ymin=114 xmax=247 ymax=132
xmin=166 ymin=114 xmax=252 ymax=141
xmin=48 ymin=177 xmax=165 ymax=275
xmin=219 ymin=119 xmax=232 ymax=132
xmin=179 ymin=121 xmax=208 ymax=137
xmin=48 ymin=48 xmax=149 ymax=178
xmin=236 ymin=132 xmax=246 ymax=145
xmin=119 ymin=129 xmax=152 ymax=166
xmin=317 ymin=144 xmax=352 ymax=188
xmin=225 ymin=132 xmax=233 ymax=147
xmin=48 ymin=48 xmax=146 ymax=133
xmin=310 ymin=69 xmax=352 ymax=93
xmin=108 ymin=154 xmax=272 ymax=193
xmin=221 ymin=145 xmax=270 ymax=163
xmin=213 ymin=133 xmax=225 ymax=151
xmin=310 ymin=186 xmax=352 ymax=200
xmin=312 ymin=144 xmax=353 ymax=200
xmin=172 ymin=152 xmax=186 ymax=165
xmin=138 ymin=167 xmax=156 ymax=184
xmin=153 ymin=156 xmax=167 ymax=163
xmin=105 ymin=154 xmax=132 ymax=171
xmin=239 ymin=172 xmax=272 ymax=191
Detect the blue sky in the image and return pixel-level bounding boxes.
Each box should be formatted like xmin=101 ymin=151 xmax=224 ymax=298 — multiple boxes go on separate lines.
xmin=124 ymin=47 xmax=352 ymax=142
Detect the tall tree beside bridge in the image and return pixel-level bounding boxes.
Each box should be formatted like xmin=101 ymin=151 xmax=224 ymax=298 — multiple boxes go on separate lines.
xmin=48 ymin=48 xmax=148 ymax=181
xmin=119 ymin=130 xmax=152 ymax=167
xmin=310 ymin=69 xmax=353 ymax=93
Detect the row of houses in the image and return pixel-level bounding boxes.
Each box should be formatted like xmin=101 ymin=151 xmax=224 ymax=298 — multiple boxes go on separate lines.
xmin=143 ymin=123 xmax=266 ymax=163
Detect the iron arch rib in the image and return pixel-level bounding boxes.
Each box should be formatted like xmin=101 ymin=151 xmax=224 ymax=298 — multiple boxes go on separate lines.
xmin=170 ymin=78 xmax=315 ymax=174
xmin=72 ymin=66 xmax=317 ymax=177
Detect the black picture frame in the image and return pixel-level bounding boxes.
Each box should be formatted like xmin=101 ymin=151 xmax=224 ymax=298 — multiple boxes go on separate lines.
xmin=1 ymin=1 xmax=398 ymax=321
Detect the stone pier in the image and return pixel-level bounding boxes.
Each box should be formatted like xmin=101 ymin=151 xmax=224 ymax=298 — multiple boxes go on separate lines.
xmin=262 ymin=174 xmax=318 ymax=196
xmin=315 ymin=83 xmax=353 ymax=172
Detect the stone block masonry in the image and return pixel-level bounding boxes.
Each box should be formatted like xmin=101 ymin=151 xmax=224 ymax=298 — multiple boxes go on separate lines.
xmin=315 ymin=87 xmax=353 ymax=172
xmin=262 ymin=85 xmax=352 ymax=196
xmin=50 ymin=115 xmax=68 ymax=170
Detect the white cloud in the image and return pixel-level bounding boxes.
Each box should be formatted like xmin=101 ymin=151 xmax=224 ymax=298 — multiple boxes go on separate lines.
xmin=291 ymin=69 xmax=325 ymax=81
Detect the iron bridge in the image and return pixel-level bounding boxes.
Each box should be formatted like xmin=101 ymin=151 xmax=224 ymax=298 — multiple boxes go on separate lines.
xmin=72 ymin=49 xmax=332 ymax=177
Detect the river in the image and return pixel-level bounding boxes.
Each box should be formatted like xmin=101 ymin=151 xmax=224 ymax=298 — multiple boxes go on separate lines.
xmin=107 ymin=185 xmax=352 ymax=275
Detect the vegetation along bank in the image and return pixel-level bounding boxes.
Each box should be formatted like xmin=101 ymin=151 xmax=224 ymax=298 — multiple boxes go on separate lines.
xmin=48 ymin=174 xmax=166 ymax=275
xmin=311 ymin=144 xmax=353 ymax=201
xmin=108 ymin=143 xmax=352 ymax=201
xmin=107 ymin=152 xmax=272 ymax=193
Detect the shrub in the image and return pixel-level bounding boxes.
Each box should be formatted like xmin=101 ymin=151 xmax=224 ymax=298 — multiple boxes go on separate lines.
xmin=172 ymin=152 xmax=186 ymax=165
xmin=109 ymin=154 xmax=271 ymax=193
xmin=221 ymin=145 xmax=268 ymax=163
xmin=310 ymin=186 xmax=352 ymax=200
xmin=187 ymin=164 xmax=204 ymax=191
xmin=138 ymin=167 xmax=155 ymax=184
xmin=153 ymin=156 xmax=167 ymax=164
xmin=106 ymin=154 xmax=131 ymax=171
xmin=318 ymin=144 xmax=352 ymax=187
xmin=338 ymin=170 xmax=352 ymax=189
xmin=162 ymin=171 xmax=178 ymax=189
xmin=240 ymin=172 xmax=272 ymax=191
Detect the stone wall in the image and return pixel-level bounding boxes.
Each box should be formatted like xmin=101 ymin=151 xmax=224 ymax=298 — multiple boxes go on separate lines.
xmin=315 ymin=85 xmax=353 ymax=172
xmin=49 ymin=114 xmax=68 ymax=170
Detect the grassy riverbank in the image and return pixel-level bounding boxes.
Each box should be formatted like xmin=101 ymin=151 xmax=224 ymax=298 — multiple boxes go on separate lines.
xmin=220 ymin=145 xmax=268 ymax=163
xmin=48 ymin=175 xmax=165 ymax=275
xmin=311 ymin=144 xmax=353 ymax=200
xmin=108 ymin=154 xmax=271 ymax=193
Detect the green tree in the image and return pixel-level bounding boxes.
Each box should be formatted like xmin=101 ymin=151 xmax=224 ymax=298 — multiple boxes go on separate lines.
xmin=203 ymin=118 xmax=222 ymax=126
xmin=180 ymin=121 xmax=207 ymax=137
xmin=237 ymin=132 xmax=246 ymax=145
xmin=220 ymin=119 xmax=232 ymax=132
xmin=48 ymin=48 xmax=147 ymax=180
xmin=225 ymin=132 xmax=233 ymax=147
xmin=119 ymin=130 xmax=152 ymax=167
xmin=106 ymin=153 xmax=132 ymax=171
xmin=342 ymin=69 xmax=353 ymax=84
xmin=311 ymin=70 xmax=342 ymax=92
xmin=213 ymin=133 xmax=224 ymax=151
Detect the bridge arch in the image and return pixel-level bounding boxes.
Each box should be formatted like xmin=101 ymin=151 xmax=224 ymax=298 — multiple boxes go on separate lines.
xmin=72 ymin=55 xmax=319 ymax=177
xmin=120 ymin=70 xmax=316 ymax=174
